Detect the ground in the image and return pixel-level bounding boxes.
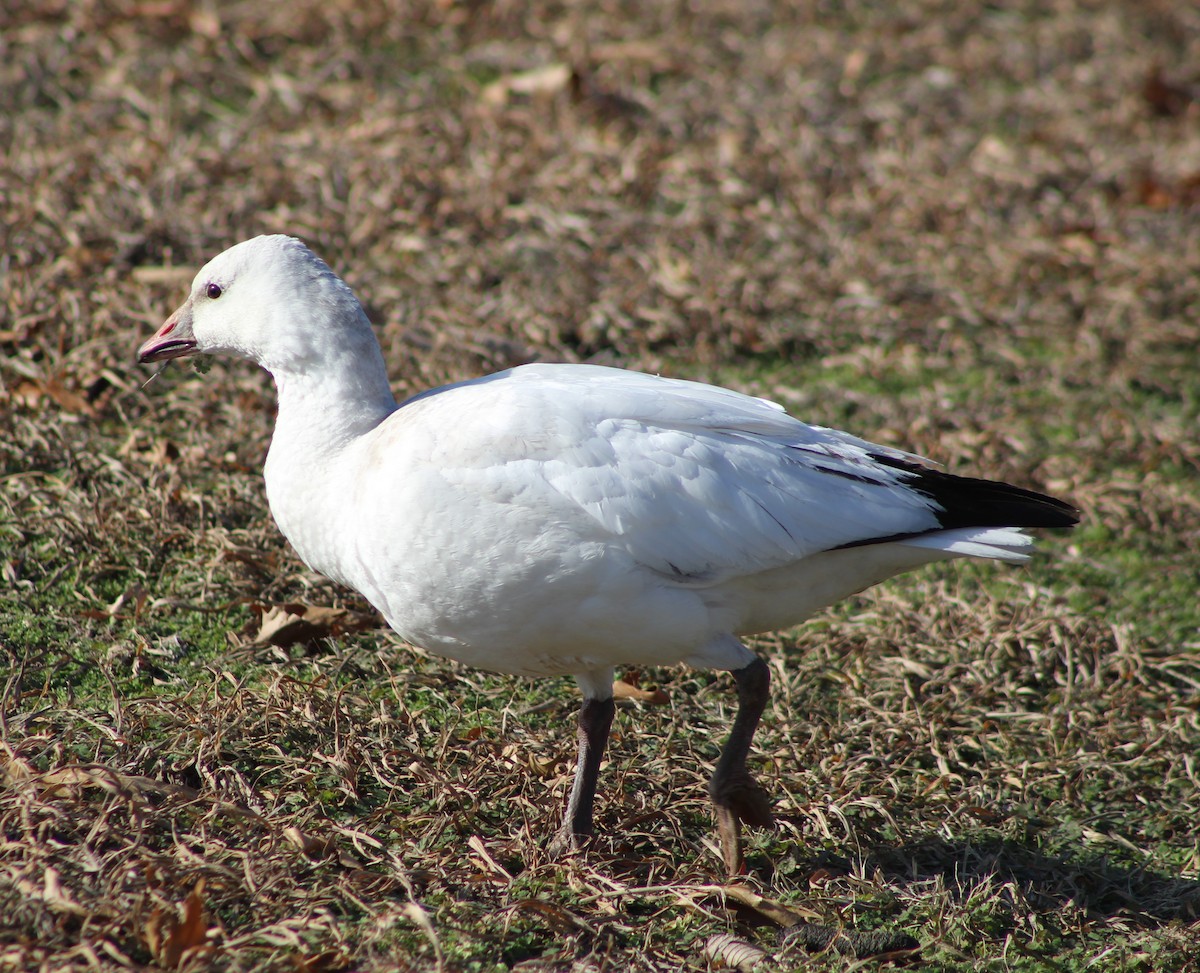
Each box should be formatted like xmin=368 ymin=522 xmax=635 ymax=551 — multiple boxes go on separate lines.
xmin=3 ymin=1 xmax=1200 ymax=970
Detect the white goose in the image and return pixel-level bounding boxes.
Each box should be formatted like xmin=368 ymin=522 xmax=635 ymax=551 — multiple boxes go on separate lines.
xmin=138 ymin=235 xmax=1078 ymax=873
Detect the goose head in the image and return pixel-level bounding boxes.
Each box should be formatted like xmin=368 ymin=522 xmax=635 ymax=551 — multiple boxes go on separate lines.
xmin=137 ymin=234 xmax=372 ymax=377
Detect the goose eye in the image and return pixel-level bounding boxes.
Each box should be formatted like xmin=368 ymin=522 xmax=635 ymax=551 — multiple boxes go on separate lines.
xmin=206 ymin=282 xmax=223 ymax=300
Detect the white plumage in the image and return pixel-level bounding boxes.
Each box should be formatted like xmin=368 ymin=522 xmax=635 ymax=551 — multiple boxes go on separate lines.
xmin=139 ymin=235 xmax=1077 ymax=872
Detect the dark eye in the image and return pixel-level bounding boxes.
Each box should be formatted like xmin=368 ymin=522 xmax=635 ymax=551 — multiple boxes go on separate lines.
xmin=206 ymin=282 xmax=223 ymax=299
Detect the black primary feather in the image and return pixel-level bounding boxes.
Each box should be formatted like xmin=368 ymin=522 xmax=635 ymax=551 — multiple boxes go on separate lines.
xmin=834 ymin=455 xmax=1079 ymax=551
xmin=874 ymin=454 xmax=1080 ymax=530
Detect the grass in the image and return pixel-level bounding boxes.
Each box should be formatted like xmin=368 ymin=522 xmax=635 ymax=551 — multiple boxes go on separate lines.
xmin=3 ymin=0 xmax=1200 ymax=970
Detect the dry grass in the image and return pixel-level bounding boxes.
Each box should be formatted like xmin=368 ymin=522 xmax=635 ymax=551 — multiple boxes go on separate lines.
xmin=3 ymin=1 xmax=1200 ymax=970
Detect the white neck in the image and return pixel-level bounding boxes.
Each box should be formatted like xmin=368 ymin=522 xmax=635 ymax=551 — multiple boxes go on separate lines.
xmin=260 ymin=343 xmax=397 ymax=581
xmin=268 ymin=334 xmax=397 ymax=458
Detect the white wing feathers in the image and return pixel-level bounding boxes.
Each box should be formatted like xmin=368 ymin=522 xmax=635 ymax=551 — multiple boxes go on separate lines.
xmin=402 ymin=364 xmax=955 ymax=586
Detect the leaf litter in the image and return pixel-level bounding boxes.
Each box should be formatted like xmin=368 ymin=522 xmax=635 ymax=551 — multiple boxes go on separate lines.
xmin=3 ymin=1 xmax=1200 ymax=970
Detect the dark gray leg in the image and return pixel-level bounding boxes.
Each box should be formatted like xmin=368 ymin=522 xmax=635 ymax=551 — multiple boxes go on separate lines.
xmin=553 ymin=695 xmax=616 ymax=851
xmin=708 ymin=656 xmax=774 ymax=874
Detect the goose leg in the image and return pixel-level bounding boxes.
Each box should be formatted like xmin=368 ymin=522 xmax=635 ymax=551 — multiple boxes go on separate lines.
xmin=709 ymin=656 xmax=774 ymax=874
xmin=552 ymin=694 xmax=616 ymax=852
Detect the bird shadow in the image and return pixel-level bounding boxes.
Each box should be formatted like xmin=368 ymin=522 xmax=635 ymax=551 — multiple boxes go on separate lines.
xmin=790 ymin=832 xmax=1200 ymax=926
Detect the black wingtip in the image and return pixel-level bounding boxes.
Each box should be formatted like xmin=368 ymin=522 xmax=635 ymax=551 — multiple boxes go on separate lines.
xmin=873 ymin=455 xmax=1081 ymax=531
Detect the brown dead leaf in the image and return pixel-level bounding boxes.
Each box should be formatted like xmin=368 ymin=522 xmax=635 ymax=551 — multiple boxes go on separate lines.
xmin=613 ymin=679 xmax=669 ymax=705
xmin=0 ymin=748 xmax=33 ymax=786
xmin=284 ymin=825 xmax=338 ymax=860
xmin=1133 ymin=168 xmax=1200 ymax=209
xmin=285 ymin=823 xmax=369 ymax=869
xmin=38 ymin=766 xmax=100 ymax=797
xmin=144 ymin=880 xmax=214 ymax=969
xmin=720 ymin=884 xmax=819 ymax=927
xmin=525 ymin=752 xmax=558 ymax=778
xmin=250 ymin=602 xmax=379 ymax=648
xmin=467 ymin=834 xmax=515 ymax=883
xmin=35 ymin=377 xmax=96 ymax=416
